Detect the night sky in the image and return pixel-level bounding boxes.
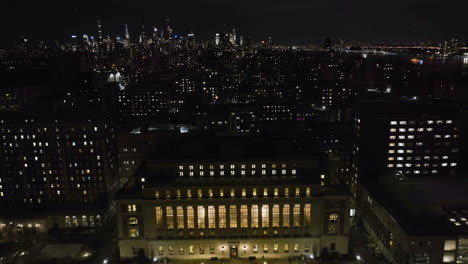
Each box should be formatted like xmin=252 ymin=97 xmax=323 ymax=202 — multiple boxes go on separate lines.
xmin=2 ymin=0 xmax=468 ymax=47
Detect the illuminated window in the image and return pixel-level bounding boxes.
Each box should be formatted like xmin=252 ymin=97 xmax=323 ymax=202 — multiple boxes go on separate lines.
xmin=262 ymin=205 xmax=269 ymax=227
xmin=158 ymin=246 xmax=164 ymax=255
xmin=328 ymin=213 xmax=339 ymax=234
xmin=263 ymin=244 xmax=269 ymax=253
xmin=65 ymin=216 xmax=71 ymax=227
xmin=272 ymin=205 xmax=280 ymax=227
xmin=128 ymin=204 xmax=137 ymax=212
xmin=251 ymin=205 xmax=259 ymax=227
xmin=294 ymin=244 xmax=299 ymax=253
xmin=177 ymin=206 xmax=184 ymax=229
xmin=283 ymin=205 xmax=290 ymax=227
xmin=187 ymin=206 xmax=195 ymax=229
xmin=304 ymin=204 xmax=311 ymax=226
xmin=263 ymin=188 xmax=268 ymax=196
xmin=155 ymin=207 xmax=163 ymax=229
xmin=198 ymin=206 xmax=205 ymax=229
xmin=166 ymin=207 xmax=174 ymax=230
xmin=128 ymin=217 xmax=139 ymax=237
xmin=230 ymin=205 xmax=238 ymax=228
xmin=295 ymin=188 xmax=300 ymax=196
xmin=218 ymin=206 xmax=226 ymax=228
xmin=208 ymin=206 xmax=216 ymax=229
xmin=231 ymin=188 xmax=235 ymax=197
xmin=241 ymin=205 xmax=248 ymax=228
xmin=253 ymin=244 xmax=258 ymax=253
xmin=293 ymin=204 xmax=300 ymax=227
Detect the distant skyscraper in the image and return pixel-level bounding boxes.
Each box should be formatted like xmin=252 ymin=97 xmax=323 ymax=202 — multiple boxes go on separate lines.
xmin=152 ymin=26 xmax=158 ymax=42
xmin=83 ymin=34 xmax=90 ymax=46
xmin=124 ymin=24 xmax=131 ymax=48
xmin=125 ymin=24 xmax=130 ymax=40
xmin=97 ymin=20 xmax=103 ymax=46
xmin=166 ymin=18 xmax=173 ymax=39
xmin=239 ymin=36 xmax=244 ymax=46
xmin=229 ymin=29 xmax=236 ymax=45
xmin=324 ymin=37 xmax=332 ymax=52
xmin=139 ymin=18 xmax=146 ymax=44
xmin=215 ymin=33 xmax=220 ymax=45
xmin=442 ymin=38 xmax=459 ymax=56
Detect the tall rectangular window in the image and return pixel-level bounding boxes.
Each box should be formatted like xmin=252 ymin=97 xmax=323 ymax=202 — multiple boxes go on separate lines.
xmin=197 ymin=206 xmax=205 ymax=229
xmin=283 ymin=205 xmax=290 ymax=227
xmin=177 ymin=206 xmax=184 ymax=229
xmin=251 ymin=205 xmax=259 ymax=228
xmin=230 ymin=205 xmax=237 ymax=228
xmin=262 ymin=205 xmax=269 ymax=227
xmin=272 ymin=205 xmax=280 ymax=227
xmin=166 ymin=206 xmax=174 ymax=229
xmin=241 ymin=205 xmax=248 ymax=228
xmin=218 ymin=206 xmax=226 ymax=228
xmin=304 ymin=204 xmax=311 ymax=227
xmin=208 ymin=206 xmax=216 ymax=229
xmin=155 ymin=207 xmax=163 ymax=229
xmin=187 ymin=206 xmax=195 ymax=229
xmin=293 ymin=204 xmax=300 ymax=227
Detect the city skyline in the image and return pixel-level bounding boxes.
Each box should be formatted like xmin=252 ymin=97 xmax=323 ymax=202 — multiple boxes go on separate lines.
xmin=3 ymin=0 xmax=468 ymax=47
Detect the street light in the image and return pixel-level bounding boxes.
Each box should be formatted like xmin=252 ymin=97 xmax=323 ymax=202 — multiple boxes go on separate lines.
xmin=103 ymin=259 xmax=108 ymax=264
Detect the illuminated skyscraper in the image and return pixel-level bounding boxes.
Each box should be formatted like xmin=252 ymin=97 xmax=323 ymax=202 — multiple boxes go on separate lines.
xmin=125 ymin=24 xmax=130 ymax=40
xmin=97 ymin=20 xmax=103 ymax=46
xmin=215 ymin=33 xmax=220 ymax=45
xmin=229 ymin=29 xmax=236 ymax=45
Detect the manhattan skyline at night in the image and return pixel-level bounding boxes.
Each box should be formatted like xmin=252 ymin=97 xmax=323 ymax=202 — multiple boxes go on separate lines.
xmin=2 ymin=2 xmax=468 ymax=264
xmin=3 ymin=0 xmax=468 ymax=47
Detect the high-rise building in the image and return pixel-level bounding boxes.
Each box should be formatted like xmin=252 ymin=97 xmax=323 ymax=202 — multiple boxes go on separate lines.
xmin=442 ymin=38 xmax=459 ymax=56
xmin=0 ymin=109 xmax=119 ymax=237
xmin=350 ymin=96 xmax=460 ymax=194
xmin=324 ymin=37 xmax=332 ymax=52
xmin=215 ymin=33 xmax=220 ymax=46
xmin=97 ymin=20 xmax=103 ymax=46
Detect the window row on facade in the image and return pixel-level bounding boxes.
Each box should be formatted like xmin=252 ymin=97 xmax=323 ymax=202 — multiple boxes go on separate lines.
xmin=127 ymin=204 xmax=315 ymax=237
xmin=154 ymin=187 xmax=312 ymax=199
xmin=155 ymin=242 xmax=316 ymax=255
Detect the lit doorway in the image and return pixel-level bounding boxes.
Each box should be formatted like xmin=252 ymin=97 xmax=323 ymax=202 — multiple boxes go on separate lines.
xmin=230 ymin=245 xmax=238 ymax=258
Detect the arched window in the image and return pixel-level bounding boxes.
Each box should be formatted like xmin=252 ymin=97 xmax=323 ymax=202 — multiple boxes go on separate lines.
xmin=65 ymin=216 xmax=71 ymax=227
xmin=96 ymin=215 xmax=102 ymax=226
xmin=128 ymin=217 xmax=139 ymax=237
xmin=82 ymin=215 xmax=88 ymax=227
xmin=72 ymin=216 xmax=78 ymax=227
